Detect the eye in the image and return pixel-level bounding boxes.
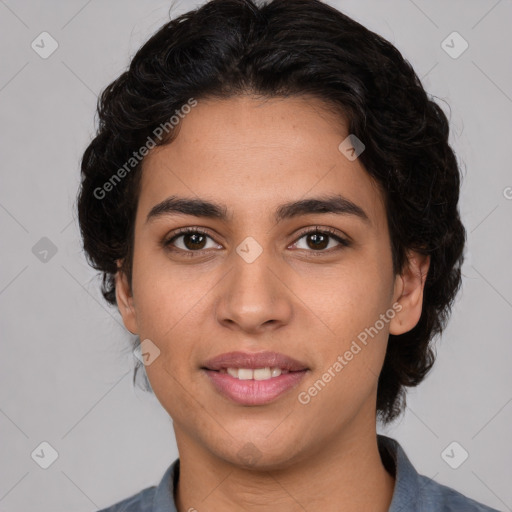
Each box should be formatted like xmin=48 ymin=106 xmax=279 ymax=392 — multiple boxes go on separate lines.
xmin=290 ymin=226 xmax=351 ymax=253
xmin=162 ymin=227 xmax=221 ymax=255
xmin=162 ymin=226 xmax=351 ymax=257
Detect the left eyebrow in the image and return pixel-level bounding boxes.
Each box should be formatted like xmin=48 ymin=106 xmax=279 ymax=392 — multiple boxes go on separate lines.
xmin=145 ymin=194 xmax=371 ymax=226
xmin=275 ymin=194 xmax=370 ymax=225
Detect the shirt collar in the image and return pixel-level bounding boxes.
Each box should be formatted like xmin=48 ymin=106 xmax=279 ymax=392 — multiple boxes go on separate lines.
xmin=151 ymin=434 xmax=422 ymax=512
xmin=152 ymin=457 xmax=179 ymax=511
xmin=378 ymin=434 xmax=423 ymax=511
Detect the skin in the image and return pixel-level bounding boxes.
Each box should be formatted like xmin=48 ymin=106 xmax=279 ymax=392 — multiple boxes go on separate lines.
xmin=115 ymin=95 xmax=430 ymax=512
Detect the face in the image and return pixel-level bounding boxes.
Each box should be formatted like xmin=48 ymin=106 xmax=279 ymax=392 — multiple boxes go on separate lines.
xmin=116 ymin=95 xmax=429 ymax=469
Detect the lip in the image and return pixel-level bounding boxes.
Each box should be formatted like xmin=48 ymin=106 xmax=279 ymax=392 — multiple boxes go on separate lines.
xmin=202 ymin=368 xmax=308 ymax=406
xmin=202 ymin=350 xmax=308 ymax=372
xmin=201 ymin=351 xmax=309 ymax=406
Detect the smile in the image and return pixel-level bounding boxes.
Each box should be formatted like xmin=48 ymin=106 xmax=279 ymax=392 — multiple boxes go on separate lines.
xmin=220 ymin=367 xmax=289 ymax=380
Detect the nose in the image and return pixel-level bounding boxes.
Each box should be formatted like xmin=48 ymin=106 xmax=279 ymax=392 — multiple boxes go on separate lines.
xmin=214 ymin=244 xmax=294 ymax=334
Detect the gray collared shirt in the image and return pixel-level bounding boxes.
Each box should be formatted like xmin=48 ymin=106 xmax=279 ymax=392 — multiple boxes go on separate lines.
xmin=97 ymin=435 xmax=500 ymax=511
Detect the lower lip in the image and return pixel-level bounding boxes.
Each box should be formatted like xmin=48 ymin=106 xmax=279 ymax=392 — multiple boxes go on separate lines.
xmin=203 ymin=369 xmax=308 ymax=406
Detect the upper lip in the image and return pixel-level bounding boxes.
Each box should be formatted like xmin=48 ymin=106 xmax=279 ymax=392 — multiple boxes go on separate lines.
xmin=202 ymin=351 xmax=308 ymax=371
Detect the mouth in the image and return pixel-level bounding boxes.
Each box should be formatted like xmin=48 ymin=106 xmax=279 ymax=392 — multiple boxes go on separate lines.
xmin=201 ymin=351 xmax=309 ymax=406
xmin=205 ymin=367 xmax=304 ymax=380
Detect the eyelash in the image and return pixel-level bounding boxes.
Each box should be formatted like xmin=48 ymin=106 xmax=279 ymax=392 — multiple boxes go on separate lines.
xmin=162 ymin=226 xmax=351 ymax=258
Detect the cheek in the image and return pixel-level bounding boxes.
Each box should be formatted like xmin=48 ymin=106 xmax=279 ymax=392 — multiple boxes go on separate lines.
xmin=300 ymin=258 xmax=392 ymax=340
xmin=144 ymin=361 xmax=199 ymax=427
xmin=306 ymin=260 xmax=393 ymax=390
xmin=130 ymin=247 xmax=204 ymax=337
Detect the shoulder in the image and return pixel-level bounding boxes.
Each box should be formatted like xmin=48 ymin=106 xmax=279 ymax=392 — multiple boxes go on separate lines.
xmin=96 ymin=459 xmax=179 ymax=512
xmin=417 ymin=474 xmax=501 ymax=512
xmin=377 ymin=435 xmax=500 ymax=512
xmin=97 ymin=486 xmax=157 ymax=512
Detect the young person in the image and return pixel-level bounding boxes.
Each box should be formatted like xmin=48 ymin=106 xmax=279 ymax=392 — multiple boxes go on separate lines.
xmin=77 ymin=0 xmax=499 ymax=510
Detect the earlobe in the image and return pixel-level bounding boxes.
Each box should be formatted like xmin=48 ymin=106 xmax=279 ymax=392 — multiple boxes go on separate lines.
xmin=115 ymin=260 xmax=139 ymax=335
xmin=389 ymin=250 xmax=430 ymax=336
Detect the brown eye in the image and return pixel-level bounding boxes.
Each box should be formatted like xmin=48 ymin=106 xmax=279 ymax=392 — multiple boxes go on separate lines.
xmin=179 ymin=232 xmax=207 ymax=250
xmin=163 ymin=228 xmax=220 ymax=254
xmin=305 ymin=232 xmax=329 ymax=250
xmin=292 ymin=227 xmax=350 ymax=253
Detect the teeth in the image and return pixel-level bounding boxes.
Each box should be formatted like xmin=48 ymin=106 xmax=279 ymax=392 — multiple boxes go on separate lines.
xmin=238 ymin=368 xmax=254 ymax=380
xmin=221 ymin=367 xmax=290 ymax=380
xmin=254 ymin=368 xmax=271 ymax=380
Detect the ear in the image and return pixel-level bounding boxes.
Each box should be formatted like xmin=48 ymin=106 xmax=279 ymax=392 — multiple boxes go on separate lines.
xmin=389 ymin=250 xmax=430 ymax=335
xmin=115 ymin=259 xmax=139 ymax=335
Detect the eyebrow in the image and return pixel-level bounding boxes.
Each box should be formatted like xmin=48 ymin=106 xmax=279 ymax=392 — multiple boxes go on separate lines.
xmin=145 ymin=194 xmax=370 ymax=225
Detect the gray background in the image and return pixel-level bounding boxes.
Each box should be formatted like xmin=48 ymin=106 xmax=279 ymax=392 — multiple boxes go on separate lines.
xmin=0 ymin=0 xmax=511 ymax=511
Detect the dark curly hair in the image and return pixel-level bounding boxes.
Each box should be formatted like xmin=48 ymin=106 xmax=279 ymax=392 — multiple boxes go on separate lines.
xmin=76 ymin=0 xmax=466 ymax=424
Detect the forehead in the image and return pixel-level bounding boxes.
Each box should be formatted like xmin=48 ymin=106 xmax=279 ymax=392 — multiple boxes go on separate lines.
xmin=137 ymin=95 xmax=386 ymax=229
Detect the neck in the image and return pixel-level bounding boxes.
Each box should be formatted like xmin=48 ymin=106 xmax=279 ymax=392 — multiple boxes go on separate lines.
xmin=173 ymin=412 xmax=395 ymax=512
